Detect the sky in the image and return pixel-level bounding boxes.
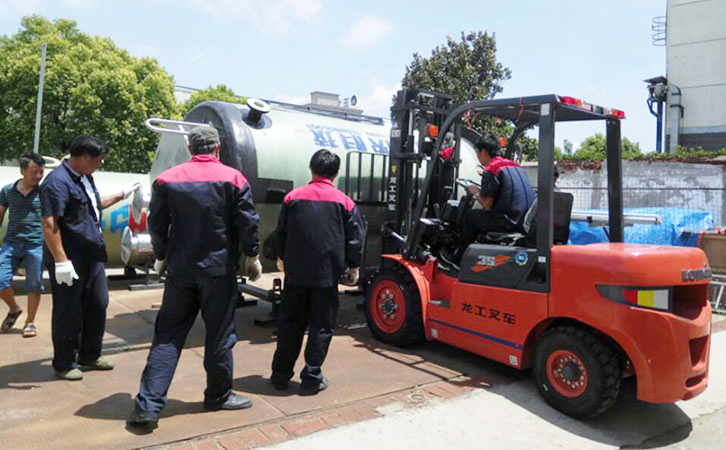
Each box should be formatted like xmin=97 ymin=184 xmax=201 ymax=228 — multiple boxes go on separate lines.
xmin=0 ymin=0 xmax=667 ymax=151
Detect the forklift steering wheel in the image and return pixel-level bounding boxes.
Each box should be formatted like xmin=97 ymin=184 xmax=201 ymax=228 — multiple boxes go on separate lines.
xmin=455 ymin=178 xmax=480 ymax=195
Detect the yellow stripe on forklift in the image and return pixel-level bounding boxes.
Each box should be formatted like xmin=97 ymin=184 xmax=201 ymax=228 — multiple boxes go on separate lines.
xmin=638 ymin=290 xmax=655 ymax=307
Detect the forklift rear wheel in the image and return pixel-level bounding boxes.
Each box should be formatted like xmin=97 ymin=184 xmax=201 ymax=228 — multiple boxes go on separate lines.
xmin=534 ymin=326 xmax=621 ymax=418
xmin=365 ymin=268 xmax=424 ymax=347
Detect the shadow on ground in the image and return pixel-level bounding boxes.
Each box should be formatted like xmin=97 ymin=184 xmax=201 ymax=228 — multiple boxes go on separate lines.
xmin=338 ymin=296 xmax=693 ymax=448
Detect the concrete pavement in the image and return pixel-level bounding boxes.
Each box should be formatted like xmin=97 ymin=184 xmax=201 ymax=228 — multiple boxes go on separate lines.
xmin=1 ymin=271 xmax=724 ymax=450
xmin=245 ymin=330 xmax=726 ymax=450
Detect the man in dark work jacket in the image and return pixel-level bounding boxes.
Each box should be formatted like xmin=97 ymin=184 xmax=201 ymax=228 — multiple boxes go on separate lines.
xmin=456 ymin=134 xmax=535 ymax=261
xmin=271 ymin=149 xmax=365 ymax=395
xmin=127 ymin=126 xmax=261 ymax=430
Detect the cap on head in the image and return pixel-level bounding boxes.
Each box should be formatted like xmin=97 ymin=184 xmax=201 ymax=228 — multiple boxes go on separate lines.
xmin=188 ymin=126 xmax=220 ymax=154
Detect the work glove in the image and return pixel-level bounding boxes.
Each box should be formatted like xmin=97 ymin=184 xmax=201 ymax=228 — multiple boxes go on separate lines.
xmin=55 ymin=261 xmax=79 ymax=287
xmin=122 ymin=182 xmax=142 ymax=199
xmin=276 ymin=258 xmax=284 ymax=272
xmin=340 ymin=267 xmax=360 ymax=286
xmin=153 ymin=258 xmax=165 ymax=274
xmin=245 ymin=255 xmax=262 ymax=282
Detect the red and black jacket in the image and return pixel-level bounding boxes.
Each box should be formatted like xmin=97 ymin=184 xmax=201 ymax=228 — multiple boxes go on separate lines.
xmin=481 ymin=156 xmax=536 ymax=228
xmin=149 ymin=154 xmax=259 ymax=278
xmin=276 ymin=177 xmax=365 ymax=288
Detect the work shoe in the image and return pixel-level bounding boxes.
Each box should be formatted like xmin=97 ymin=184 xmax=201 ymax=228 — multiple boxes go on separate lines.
xmin=126 ymin=409 xmax=159 ymax=432
xmin=55 ymin=368 xmax=83 ymax=381
xmin=298 ymin=376 xmax=328 ymax=396
xmin=204 ymin=392 xmax=253 ymax=411
xmin=79 ymin=357 xmax=115 ymax=371
xmin=438 ymin=250 xmax=460 ymax=271
xmin=270 ymin=375 xmax=289 ymax=390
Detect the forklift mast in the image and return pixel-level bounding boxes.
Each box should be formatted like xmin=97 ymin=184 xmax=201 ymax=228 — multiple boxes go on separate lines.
xmin=400 ymin=94 xmax=625 ymax=291
xmin=383 ymin=89 xmax=454 ymax=256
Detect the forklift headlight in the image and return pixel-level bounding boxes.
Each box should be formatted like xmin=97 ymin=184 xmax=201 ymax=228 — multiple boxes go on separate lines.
xmin=596 ymin=285 xmax=672 ymax=312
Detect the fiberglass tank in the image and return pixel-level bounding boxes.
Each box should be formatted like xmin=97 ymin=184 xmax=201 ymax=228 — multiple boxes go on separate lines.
xmin=134 ymin=99 xmax=482 ymax=270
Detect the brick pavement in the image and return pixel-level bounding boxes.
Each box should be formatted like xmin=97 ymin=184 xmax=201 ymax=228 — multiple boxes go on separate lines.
xmin=158 ymin=377 xmax=479 ymax=450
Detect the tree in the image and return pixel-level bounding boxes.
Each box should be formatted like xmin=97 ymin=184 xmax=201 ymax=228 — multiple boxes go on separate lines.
xmin=179 ymin=84 xmax=247 ymax=117
xmin=0 ymin=15 xmax=178 ymax=172
xmin=401 ymin=31 xmax=530 ymax=156
xmin=571 ymin=133 xmax=642 ymax=161
xmin=402 ymin=31 xmax=511 ymax=104
xmin=563 ymin=139 xmax=573 ymax=155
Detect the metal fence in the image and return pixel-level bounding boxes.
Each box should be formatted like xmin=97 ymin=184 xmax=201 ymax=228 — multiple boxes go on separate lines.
xmin=561 ymin=186 xmax=726 ymax=227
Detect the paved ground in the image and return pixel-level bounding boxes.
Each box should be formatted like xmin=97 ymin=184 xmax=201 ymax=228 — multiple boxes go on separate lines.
xmin=0 ymin=272 xmax=724 ymax=450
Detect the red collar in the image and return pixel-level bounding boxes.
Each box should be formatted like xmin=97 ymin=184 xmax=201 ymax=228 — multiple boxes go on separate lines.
xmin=191 ymin=154 xmax=221 ymax=163
xmin=486 ymin=156 xmax=518 ymax=171
xmin=310 ymin=176 xmax=335 ymax=186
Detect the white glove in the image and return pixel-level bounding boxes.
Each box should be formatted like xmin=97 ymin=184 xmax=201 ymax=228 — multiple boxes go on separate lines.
xmin=340 ymin=267 xmax=360 ymax=286
xmin=154 ymin=258 xmax=165 ymax=274
xmin=55 ymin=261 xmax=79 ymax=287
xmin=245 ymin=255 xmax=262 ymax=282
xmin=122 ymin=183 xmax=142 ymax=199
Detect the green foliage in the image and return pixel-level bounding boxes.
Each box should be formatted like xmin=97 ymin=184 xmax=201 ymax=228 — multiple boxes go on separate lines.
xmin=630 ymin=146 xmax=726 ymax=161
xmin=401 ymin=31 xmax=511 ymax=137
xmin=553 ymin=136 xmax=726 ymax=162
xmin=0 ymin=15 xmax=178 ymax=172
xmin=402 ymin=31 xmax=511 ymax=103
xmin=675 ymin=146 xmax=726 ymax=157
xmin=558 ymin=133 xmax=642 ymax=161
xmin=179 ymin=84 xmax=247 ymax=117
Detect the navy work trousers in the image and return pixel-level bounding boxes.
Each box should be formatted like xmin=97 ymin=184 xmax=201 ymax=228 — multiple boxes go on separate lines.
xmin=271 ymin=283 xmax=339 ymax=386
xmin=49 ymin=260 xmax=109 ymax=372
xmin=461 ymin=209 xmax=517 ymax=251
xmin=135 ymin=273 xmax=238 ymax=414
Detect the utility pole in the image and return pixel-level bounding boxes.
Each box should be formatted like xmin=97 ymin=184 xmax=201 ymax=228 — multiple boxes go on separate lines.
xmin=32 ymin=43 xmax=47 ymax=154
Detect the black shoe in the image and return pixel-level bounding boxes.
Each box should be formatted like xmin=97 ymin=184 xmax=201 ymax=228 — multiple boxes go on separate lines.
xmin=204 ymin=392 xmax=253 ymax=411
xmin=438 ymin=250 xmax=460 ymax=271
xmin=271 ymin=378 xmax=288 ymax=390
xmin=298 ymin=376 xmax=328 ymax=396
xmin=126 ymin=409 xmax=158 ymax=431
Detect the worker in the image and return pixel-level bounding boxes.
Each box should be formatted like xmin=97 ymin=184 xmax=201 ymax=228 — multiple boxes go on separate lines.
xmin=270 ymin=149 xmax=364 ymax=395
xmin=127 ymin=126 xmax=261 ymax=431
xmin=0 ymin=152 xmax=46 ymax=337
xmin=40 ymin=135 xmax=140 ymax=380
xmin=452 ymin=135 xmax=535 ymax=262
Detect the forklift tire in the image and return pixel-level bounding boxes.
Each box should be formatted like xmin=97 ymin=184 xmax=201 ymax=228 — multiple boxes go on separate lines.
xmin=533 ymin=326 xmax=621 ymax=418
xmin=365 ymin=267 xmax=424 ymax=347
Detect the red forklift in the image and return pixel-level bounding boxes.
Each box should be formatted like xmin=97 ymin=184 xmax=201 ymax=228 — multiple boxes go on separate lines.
xmin=364 ymin=89 xmax=712 ymax=417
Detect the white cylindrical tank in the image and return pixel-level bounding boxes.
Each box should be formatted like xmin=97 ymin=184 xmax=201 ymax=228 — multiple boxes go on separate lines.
xmin=147 ymin=100 xmax=481 ymax=269
xmin=0 ymin=165 xmax=149 ymax=267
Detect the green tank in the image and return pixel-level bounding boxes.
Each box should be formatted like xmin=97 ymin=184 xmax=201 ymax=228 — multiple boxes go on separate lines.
xmin=139 ymin=99 xmax=482 ymax=271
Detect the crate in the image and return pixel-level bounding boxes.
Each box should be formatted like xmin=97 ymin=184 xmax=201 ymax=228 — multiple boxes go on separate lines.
xmin=700 ymin=233 xmax=726 ymax=275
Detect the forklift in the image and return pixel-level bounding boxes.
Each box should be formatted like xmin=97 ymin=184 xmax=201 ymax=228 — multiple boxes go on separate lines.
xmin=364 ymin=89 xmax=712 ymax=417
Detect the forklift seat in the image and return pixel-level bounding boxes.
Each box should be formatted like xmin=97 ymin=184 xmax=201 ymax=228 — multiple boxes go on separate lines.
xmin=481 ymin=192 xmax=574 ymax=246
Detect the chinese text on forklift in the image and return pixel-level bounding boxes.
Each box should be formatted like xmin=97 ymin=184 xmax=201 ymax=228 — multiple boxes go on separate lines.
xmin=363 ymin=89 xmax=712 ymax=418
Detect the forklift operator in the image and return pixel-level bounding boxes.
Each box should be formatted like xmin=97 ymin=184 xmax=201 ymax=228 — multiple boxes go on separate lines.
xmin=456 ymin=135 xmax=535 ymax=260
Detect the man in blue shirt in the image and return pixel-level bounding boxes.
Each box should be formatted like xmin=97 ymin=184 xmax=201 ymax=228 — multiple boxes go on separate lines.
xmin=40 ymin=135 xmax=139 ymax=381
xmin=0 ymin=152 xmax=47 ymax=337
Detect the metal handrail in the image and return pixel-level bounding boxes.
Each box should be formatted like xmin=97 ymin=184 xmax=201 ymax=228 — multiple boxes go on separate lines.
xmin=144 ymin=118 xmax=210 ymax=135
xmin=571 ymin=210 xmax=662 ymax=226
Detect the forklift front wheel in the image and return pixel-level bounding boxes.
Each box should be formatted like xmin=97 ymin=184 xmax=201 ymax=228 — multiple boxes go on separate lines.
xmin=533 ymin=326 xmax=621 ymax=418
xmin=365 ymin=269 xmax=424 ymax=347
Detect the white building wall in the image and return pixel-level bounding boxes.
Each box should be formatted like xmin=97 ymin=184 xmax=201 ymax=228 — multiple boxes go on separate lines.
xmin=666 ymin=0 xmax=726 ymax=149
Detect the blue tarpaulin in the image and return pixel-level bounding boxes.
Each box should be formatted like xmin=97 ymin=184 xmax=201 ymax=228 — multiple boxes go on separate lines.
xmin=569 ymin=208 xmax=713 ymax=247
